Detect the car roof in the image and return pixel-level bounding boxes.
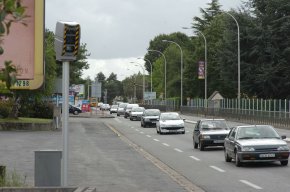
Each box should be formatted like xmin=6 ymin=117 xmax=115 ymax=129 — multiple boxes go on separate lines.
xmin=161 ymin=112 xmax=179 ymax=115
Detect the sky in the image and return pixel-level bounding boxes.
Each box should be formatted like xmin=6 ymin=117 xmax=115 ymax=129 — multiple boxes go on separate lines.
xmin=45 ymin=0 xmax=242 ymax=81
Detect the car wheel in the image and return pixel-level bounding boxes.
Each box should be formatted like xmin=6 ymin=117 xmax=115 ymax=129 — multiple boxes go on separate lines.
xmin=224 ymin=149 xmax=232 ymax=162
xmin=235 ymin=151 xmax=242 ymax=167
xmin=159 ymin=127 xmax=163 ymax=135
xmin=73 ymin=110 xmax=79 ymax=115
xmin=141 ymin=123 xmax=143 ymax=127
xmin=156 ymin=127 xmax=159 ymax=134
xmin=182 ymin=131 xmax=185 ymax=134
xmin=199 ymin=140 xmax=204 ymax=151
xmin=130 ymin=117 xmax=132 ymax=121
xmin=194 ymin=141 xmax=198 ymax=149
xmin=281 ymin=160 xmax=288 ymax=166
xmin=117 ymin=114 xmax=120 ymax=116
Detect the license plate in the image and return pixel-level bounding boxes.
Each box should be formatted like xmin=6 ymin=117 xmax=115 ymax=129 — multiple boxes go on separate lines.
xmin=259 ymin=154 xmax=275 ymax=158
xmin=169 ymin=130 xmax=177 ymax=133
xmin=213 ymin=140 xmax=224 ymax=143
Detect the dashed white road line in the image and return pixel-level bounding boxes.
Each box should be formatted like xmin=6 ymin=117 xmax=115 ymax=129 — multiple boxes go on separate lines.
xmin=162 ymin=143 xmax=170 ymax=147
xmin=209 ymin=165 xmax=225 ymax=173
xmin=146 ymin=135 xmax=151 ymax=138
xmin=135 ymin=129 xmax=139 ymax=131
xmin=153 ymin=139 xmax=160 ymax=142
xmin=189 ymin=155 xmax=200 ymax=161
xmin=174 ymin=148 xmax=183 ymax=152
xmin=140 ymin=131 xmax=144 ymax=134
xmin=131 ymin=127 xmax=134 ymax=129
xmin=239 ymin=180 xmax=262 ymax=190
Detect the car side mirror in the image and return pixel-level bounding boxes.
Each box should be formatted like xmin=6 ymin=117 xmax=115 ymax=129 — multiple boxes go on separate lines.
xmin=281 ymin=135 xmax=286 ymax=139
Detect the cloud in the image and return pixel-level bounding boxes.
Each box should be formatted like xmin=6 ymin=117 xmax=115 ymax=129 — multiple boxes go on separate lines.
xmin=82 ymin=57 xmax=147 ymax=81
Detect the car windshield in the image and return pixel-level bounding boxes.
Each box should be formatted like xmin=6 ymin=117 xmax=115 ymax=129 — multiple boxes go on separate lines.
xmin=132 ymin=107 xmax=144 ymax=112
xmin=111 ymin=105 xmax=118 ymax=109
xmin=119 ymin=103 xmax=128 ymax=108
xmin=145 ymin=110 xmax=160 ymax=116
xmin=160 ymin=113 xmax=180 ymax=120
xmin=237 ymin=125 xmax=280 ymax=139
xmin=200 ymin=120 xmax=229 ymax=130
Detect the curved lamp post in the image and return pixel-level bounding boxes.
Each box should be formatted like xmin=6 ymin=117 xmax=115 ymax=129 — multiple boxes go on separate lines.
xmin=137 ymin=57 xmax=152 ymax=93
xmin=148 ymin=49 xmax=167 ymax=103
xmin=130 ymin=62 xmax=145 ymax=102
xmin=161 ymin=40 xmax=183 ymax=107
xmin=210 ymin=10 xmax=240 ymax=108
xmin=183 ymin=27 xmax=208 ymax=107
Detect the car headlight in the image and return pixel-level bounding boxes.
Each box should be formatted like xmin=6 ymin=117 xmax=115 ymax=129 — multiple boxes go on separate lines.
xmin=241 ymin=147 xmax=255 ymax=152
xmin=202 ymin=135 xmax=210 ymax=139
xmin=277 ymin=145 xmax=289 ymax=151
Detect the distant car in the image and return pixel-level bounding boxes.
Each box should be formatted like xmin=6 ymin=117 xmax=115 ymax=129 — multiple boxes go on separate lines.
xmin=141 ymin=109 xmax=160 ymax=127
xmin=110 ymin=105 xmax=118 ymax=114
xmin=124 ymin=104 xmax=139 ymax=118
xmin=69 ymin=105 xmax=82 ymax=115
xmin=156 ymin=112 xmax=185 ymax=134
xmin=100 ymin=104 xmax=110 ymax=111
xmin=129 ymin=107 xmax=145 ymax=121
xmin=224 ymin=125 xmax=289 ymax=167
xmin=117 ymin=103 xmax=128 ymax=116
xmin=193 ymin=119 xmax=230 ymax=151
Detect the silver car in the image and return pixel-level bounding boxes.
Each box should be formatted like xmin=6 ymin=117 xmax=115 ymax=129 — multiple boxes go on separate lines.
xmin=224 ymin=125 xmax=289 ymax=167
xmin=156 ymin=112 xmax=185 ymax=134
xmin=117 ymin=103 xmax=128 ymax=116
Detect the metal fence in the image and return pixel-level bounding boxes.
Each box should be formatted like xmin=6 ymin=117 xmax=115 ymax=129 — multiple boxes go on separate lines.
xmin=181 ymin=98 xmax=290 ymax=129
xmin=142 ymin=98 xmax=290 ymax=129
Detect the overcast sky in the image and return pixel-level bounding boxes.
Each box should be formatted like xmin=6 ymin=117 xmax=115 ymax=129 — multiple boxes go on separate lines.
xmin=45 ymin=0 xmax=241 ymax=80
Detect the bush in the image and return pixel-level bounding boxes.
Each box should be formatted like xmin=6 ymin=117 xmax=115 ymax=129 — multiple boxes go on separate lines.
xmin=0 ymin=100 xmax=13 ymax=118
xmin=19 ymin=101 xmax=53 ymax=119
xmin=0 ymin=168 xmax=27 ymax=187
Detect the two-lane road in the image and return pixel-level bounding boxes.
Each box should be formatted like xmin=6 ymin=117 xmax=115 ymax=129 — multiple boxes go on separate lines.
xmin=106 ymin=113 xmax=290 ymax=192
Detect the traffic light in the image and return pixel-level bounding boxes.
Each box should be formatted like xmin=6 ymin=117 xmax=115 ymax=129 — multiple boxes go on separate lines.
xmin=55 ymin=21 xmax=81 ymax=61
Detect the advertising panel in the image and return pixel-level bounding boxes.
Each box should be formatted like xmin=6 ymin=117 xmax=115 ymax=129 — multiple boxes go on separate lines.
xmin=198 ymin=61 xmax=205 ymax=79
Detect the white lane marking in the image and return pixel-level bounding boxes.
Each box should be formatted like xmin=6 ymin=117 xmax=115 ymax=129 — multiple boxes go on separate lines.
xmin=174 ymin=148 xmax=183 ymax=152
xmin=239 ymin=180 xmax=262 ymax=190
xmin=189 ymin=156 xmax=200 ymax=161
xmin=114 ymin=118 xmax=121 ymax=123
xmin=162 ymin=143 xmax=170 ymax=147
xmin=210 ymin=165 xmax=225 ymax=173
xmin=186 ymin=131 xmax=190 ymax=133
xmin=146 ymin=135 xmax=151 ymax=138
xmin=135 ymin=129 xmax=139 ymax=131
xmin=153 ymin=139 xmax=160 ymax=142
xmin=140 ymin=132 xmax=144 ymax=134
xmin=131 ymin=127 xmax=134 ymax=129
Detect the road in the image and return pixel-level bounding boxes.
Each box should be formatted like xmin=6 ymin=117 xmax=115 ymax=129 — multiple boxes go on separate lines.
xmin=1 ymin=111 xmax=290 ymax=191
xmin=107 ymin=112 xmax=290 ymax=192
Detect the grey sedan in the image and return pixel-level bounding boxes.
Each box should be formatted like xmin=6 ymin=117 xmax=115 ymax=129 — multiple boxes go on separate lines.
xmin=224 ymin=125 xmax=289 ymax=167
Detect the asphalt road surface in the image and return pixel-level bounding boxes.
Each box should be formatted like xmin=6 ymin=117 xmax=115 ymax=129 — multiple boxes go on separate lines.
xmin=1 ymin=111 xmax=290 ymax=192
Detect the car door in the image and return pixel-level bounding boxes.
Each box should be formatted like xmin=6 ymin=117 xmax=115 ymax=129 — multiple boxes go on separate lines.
xmin=193 ymin=120 xmax=201 ymax=143
xmin=226 ymin=127 xmax=237 ymax=158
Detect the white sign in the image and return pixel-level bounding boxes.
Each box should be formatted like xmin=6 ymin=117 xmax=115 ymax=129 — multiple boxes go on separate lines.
xmin=144 ymin=92 xmax=156 ymax=100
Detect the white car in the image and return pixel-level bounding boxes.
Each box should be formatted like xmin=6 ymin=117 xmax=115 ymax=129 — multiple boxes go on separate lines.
xmin=100 ymin=104 xmax=110 ymax=111
xmin=156 ymin=112 xmax=185 ymax=134
xmin=129 ymin=107 xmax=145 ymax=121
xmin=110 ymin=105 xmax=118 ymax=114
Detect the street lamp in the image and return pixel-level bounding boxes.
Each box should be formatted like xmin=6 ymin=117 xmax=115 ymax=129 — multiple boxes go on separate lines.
xmin=183 ymin=27 xmax=208 ymax=107
xmin=161 ymin=40 xmax=183 ymax=106
xmin=210 ymin=10 xmax=240 ymax=108
xmin=130 ymin=62 xmax=145 ymax=102
xmin=137 ymin=57 xmax=152 ymax=93
xmin=148 ymin=49 xmax=167 ymax=103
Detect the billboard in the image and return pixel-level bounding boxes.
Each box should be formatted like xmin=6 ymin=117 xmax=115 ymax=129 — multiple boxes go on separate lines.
xmin=0 ymin=0 xmax=44 ymax=89
xmin=144 ymin=92 xmax=156 ymax=100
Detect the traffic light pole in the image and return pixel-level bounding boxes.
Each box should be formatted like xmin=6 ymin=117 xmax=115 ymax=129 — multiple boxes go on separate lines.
xmin=62 ymin=61 xmax=69 ymax=186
